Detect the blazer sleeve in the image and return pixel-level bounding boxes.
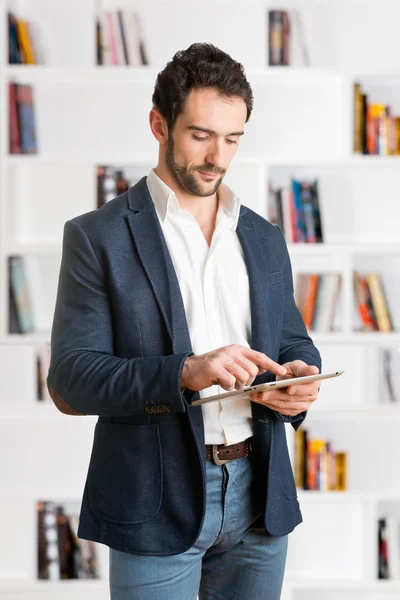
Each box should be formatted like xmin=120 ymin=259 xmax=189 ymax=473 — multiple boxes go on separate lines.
xmin=47 ymin=219 xmax=193 ymax=417
xmin=273 ymin=225 xmax=322 ymax=431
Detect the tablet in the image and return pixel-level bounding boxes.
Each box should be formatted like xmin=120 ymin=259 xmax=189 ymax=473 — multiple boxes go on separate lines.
xmin=191 ymin=370 xmax=344 ymax=406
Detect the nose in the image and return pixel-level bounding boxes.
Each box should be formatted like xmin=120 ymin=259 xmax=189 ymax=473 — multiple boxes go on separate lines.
xmin=205 ymin=139 xmax=226 ymax=172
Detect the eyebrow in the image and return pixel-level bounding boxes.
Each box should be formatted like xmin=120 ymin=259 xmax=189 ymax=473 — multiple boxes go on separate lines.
xmin=186 ymin=125 xmax=244 ymax=137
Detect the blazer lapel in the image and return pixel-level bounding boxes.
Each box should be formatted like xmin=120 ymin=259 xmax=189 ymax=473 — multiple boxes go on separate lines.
xmin=236 ymin=214 xmax=271 ymax=359
xmin=126 ymin=178 xmax=193 ymax=355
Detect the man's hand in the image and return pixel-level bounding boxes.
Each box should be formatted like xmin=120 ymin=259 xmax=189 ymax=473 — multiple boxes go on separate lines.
xmin=180 ymin=344 xmax=287 ymax=392
xmin=250 ymin=360 xmax=320 ymax=417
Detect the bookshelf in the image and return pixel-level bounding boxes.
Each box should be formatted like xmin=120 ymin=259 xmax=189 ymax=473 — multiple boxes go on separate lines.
xmin=2 ymin=0 xmax=400 ymax=598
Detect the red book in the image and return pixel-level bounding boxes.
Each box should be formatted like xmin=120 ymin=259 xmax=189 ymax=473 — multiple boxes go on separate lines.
xmin=9 ymin=82 xmax=21 ymax=153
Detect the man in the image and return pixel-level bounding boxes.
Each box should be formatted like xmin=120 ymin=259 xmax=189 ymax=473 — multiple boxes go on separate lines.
xmin=47 ymin=43 xmax=321 ymax=599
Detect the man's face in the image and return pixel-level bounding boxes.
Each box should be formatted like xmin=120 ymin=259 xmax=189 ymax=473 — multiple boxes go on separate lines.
xmin=164 ymin=87 xmax=247 ymax=197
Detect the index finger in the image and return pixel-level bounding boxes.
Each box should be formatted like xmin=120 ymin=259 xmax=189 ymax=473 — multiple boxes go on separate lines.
xmin=242 ymin=348 xmax=287 ymax=377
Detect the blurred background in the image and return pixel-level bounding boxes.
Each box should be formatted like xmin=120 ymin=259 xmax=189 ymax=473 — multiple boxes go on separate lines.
xmin=1 ymin=0 xmax=400 ymax=599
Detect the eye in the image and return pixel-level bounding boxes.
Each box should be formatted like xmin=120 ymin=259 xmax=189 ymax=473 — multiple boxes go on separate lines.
xmin=226 ymin=139 xmax=237 ymax=144
xmin=193 ymin=135 xmax=208 ymax=141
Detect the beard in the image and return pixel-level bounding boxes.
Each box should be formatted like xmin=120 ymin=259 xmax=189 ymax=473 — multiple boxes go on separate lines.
xmin=165 ymin=134 xmax=225 ymax=197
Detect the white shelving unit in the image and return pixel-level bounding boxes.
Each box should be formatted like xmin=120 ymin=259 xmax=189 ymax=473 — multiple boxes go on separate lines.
xmin=2 ymin=0 xmax=400 ymax=598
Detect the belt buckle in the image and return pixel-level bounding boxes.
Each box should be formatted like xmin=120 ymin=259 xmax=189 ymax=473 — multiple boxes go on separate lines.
xmin=212 ymin=444 xmax=228 ymax=465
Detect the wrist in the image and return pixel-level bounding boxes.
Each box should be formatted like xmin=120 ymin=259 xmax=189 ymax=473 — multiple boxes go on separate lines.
xmin=180 ymin=356 xmax=191 ymax=389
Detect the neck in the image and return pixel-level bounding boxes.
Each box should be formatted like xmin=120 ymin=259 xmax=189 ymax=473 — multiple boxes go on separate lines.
xmin=153 ymin=165 xmax=219 ymax=222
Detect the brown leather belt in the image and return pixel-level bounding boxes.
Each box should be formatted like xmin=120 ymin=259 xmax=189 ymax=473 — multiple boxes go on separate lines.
xmin=205 ymin=437 xmax=254 ymax=465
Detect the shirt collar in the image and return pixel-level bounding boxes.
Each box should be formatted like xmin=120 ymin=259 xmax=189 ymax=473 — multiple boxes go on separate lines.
xmin=146 ymin=168 xmax=241 ymax=231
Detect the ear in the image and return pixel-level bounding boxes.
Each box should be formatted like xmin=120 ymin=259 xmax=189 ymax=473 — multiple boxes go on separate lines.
xmin=149 ymin=108 xmax=169 ymax=144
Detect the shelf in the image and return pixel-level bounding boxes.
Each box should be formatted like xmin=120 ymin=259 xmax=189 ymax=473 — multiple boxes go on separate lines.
xmin=0 ymin=579 xmax=108 ymax=591
xmin=0 ymin=404 xmax=79 ymax=419
xmin=285 ymin=577 xmax=400 ymax=590
xmin=287 ymin=242 xmax=400 ymax=255
xmin=6 ymin=244 xmax=62 ymax=256
xmin=307 ymin=406 xmax=400 ymax=419
xmin=0 ymin=334 xmax=50 ymax=345
xmin=310 ymin=332 xmax=400 ymax=345
xmin=6 ymin=154 xmax=400 ymax=168
xmin=6 ymin=65 xmax=159 ymax=82
xmin=5 ymin=65 xmax=345 ymax=84
xmin=5 ymin=154 xmax=156 ymax=166
xmin=268 ymin=155 xmax=400 ymax=166
xmin=297 ymin=490 xmax=400 ymax=503
xmin=0 ymin=488 xmax=88 ymax=501
xmin=347 ymin=155 xmax=400 ymax=165
xmin=354 ymin=71 xmax=400 ymax=85
xmin=0 ymin=405 xmax=99 ymax=421
xmin=297 ymin=491 xmax=366 ymax=502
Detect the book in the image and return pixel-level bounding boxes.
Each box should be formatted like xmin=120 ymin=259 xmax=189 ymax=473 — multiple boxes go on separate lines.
xmin=268 ymin=10 xmax=290 ymax=66
xmin=378 ymin=518 xmax=389 ymax=579
xmin=335 ymin=452 xmax=347 ymax=491
xmin=16 ymin=18 xmax=36 ymax=64
xmin=8 ymin=255 xmax=34 ymax=334
xmin=381 ymin=347 xmax=400 ymax=404
xmin=15 ymin=84 xmax=38 ymax=154
xmin=366 ymin=272 xmax=393 ymax=332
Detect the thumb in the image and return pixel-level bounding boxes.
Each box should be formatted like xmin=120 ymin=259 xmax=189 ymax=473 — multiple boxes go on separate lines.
xmin=301 ymin=364 xmax=319 ymax=376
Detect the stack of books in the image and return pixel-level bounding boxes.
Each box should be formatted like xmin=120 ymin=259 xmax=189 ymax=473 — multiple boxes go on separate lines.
xmin=268 ymin=178 xmax=324 ymax=243
xmin=354 ymin=271 xmax=393 ymax=332
xmin=295 ymin=272 xmax=341 ymax=332
xmin=295 ymin=427 xmax=347 ymax=491
xmin=37 ymin=501 xmax=98 ymax=580
xmin=8 ymin=11 xmax=37 ymax=64
xmin=96 ymin=10 xmax=148 ymax=66
xmin=354 ymin=83 xmax=400 ymax=155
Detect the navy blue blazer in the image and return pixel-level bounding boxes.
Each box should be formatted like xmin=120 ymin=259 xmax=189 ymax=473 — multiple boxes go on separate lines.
xmin=47 ymin=176 xmax=321 ymax=555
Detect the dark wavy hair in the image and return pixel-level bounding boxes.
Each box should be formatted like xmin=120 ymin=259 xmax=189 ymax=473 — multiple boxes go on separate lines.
xmin=152 ymin=43 xmax=254 ymax=132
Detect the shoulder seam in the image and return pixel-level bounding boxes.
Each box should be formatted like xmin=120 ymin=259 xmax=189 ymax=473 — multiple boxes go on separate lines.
xmin=68 ymin=218 xmax=103 ymax=270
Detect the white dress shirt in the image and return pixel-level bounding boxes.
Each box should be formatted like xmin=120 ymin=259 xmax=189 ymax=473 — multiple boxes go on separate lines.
xmin=146 ymin=169 xmax=254 ymax=445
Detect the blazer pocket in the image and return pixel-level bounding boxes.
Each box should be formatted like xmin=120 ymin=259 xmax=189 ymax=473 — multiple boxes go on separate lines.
xmin=86 ymin=423 xmax=163 ymax=525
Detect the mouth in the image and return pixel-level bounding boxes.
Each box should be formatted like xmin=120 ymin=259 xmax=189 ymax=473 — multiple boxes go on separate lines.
xmin=198 ymin=170 xmax=220 ymax=180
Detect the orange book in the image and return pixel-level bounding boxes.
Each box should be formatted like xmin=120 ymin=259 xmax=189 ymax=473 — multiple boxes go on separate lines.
xmin=353 ymin=272 xmax=375 ymax=331
xmin=306 ymin=438 xmax=317 ymax=490
xmin=16 ymin=19 xmax=36 ymax=64
xmin=303 ymin=274 xmax=319 ymax=331
xmin=395 ymin=117 xmax=400 ymax=155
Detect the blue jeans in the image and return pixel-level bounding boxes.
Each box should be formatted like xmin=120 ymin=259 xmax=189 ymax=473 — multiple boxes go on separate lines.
xmin=109 ymin=454 xmax=288 ymax=599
